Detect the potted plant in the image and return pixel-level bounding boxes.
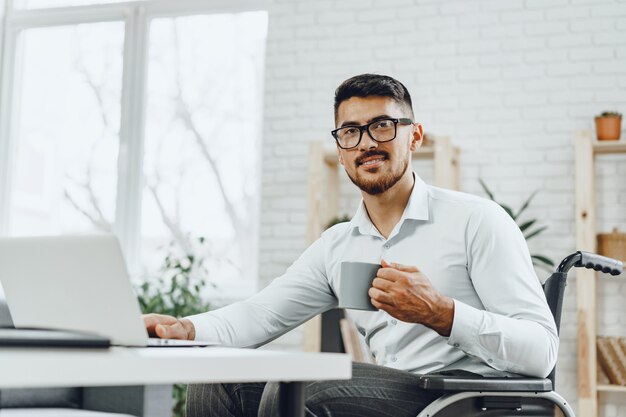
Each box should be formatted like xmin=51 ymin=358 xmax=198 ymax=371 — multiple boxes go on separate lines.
xmin=136 ymin=237 xmax=212 ymax=417
xmin=595 ymin=111 xmax=622 ymax=141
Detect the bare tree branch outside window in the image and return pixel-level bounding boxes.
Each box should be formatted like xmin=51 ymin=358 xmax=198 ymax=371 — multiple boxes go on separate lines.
xmin=63 ymin=15 xmax=263 ymax=288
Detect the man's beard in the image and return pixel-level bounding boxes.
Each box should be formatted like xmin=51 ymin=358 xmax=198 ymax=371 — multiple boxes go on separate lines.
xmin=346 ymin=150 xmax=409 ymax=195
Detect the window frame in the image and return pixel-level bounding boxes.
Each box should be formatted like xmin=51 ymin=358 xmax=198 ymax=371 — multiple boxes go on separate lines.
xmin=0 ymin=0 xmax=267 ymax=291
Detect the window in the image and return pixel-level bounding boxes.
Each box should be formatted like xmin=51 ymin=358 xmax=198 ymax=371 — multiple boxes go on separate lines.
xmin=0 ymin=1 xmax=267 ymax=299
xmin=14 ymin=0 xmax=132 ymax=9
xmin=9 ymin=22 xmax=123 ymax=236
xmin=141 ymin=12 xmax=266 ymax=292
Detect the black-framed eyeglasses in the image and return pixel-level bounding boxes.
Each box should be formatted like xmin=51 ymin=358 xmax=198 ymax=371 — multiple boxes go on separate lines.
xmin=331 ymin=118 xmax=414 ymax=150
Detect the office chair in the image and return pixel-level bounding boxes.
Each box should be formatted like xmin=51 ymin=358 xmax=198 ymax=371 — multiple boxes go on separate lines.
xmin=416 ymin=251 xmax=623 ymax=417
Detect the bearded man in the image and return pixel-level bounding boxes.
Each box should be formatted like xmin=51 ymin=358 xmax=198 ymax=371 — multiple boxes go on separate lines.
xmin=144 ymin=74 xmax=558 ymax=417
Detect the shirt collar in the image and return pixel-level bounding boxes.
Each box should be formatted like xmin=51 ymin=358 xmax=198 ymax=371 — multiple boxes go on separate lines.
xmin=348 ymin=172 xmax=430 ymax=235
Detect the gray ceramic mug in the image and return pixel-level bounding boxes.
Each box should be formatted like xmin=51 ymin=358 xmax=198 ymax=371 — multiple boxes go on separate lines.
xmin=338 ymin=261 xmax=381 ymax=311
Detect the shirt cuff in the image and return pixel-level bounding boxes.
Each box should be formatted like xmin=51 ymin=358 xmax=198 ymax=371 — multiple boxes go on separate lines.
xmin=185 ymin=313 xmax=218 ymax=343
xmin=448 ymin=299 xmax=482 ymax=352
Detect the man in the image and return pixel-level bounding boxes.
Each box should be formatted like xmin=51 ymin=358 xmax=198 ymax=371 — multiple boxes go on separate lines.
xmin=144 ymin=74 xmax=558 ymax=417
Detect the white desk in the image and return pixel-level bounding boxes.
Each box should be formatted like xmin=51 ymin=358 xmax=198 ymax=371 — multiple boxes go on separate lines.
xmin=0 ymin=346 xmax=352 ymax=416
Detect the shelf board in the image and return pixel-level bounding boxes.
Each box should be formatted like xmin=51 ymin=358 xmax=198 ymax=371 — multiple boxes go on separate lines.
xmin=598 ymin=384 xmax=626 ymax=393
xmin=593 ymin=140 xmax=626 ymax=155
xmin=413 ymin=145 xmax=436 ymax=158
xmin=323 ymin=152 xmax=337 ymax=166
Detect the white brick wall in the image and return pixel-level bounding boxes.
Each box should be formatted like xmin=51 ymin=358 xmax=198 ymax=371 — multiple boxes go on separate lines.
xmin=260 ymin=0 xmax=626 ymax=414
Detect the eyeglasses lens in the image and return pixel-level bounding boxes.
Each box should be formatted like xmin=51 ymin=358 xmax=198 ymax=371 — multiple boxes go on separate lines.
xmin=336 ymin=119 xmax=397 ymax=149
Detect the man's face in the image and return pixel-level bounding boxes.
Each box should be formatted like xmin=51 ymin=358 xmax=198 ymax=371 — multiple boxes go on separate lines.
xmin=335 ymin=96 xmax=422 ymax=195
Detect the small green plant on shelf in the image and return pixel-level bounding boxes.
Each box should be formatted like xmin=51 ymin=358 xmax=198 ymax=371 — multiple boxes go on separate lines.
xmin=597 ymin=111 xmax=622 ymax=118
xmin=136 ymin=237 xmax=212 ymax=417
xmin=479 ymin=179 xmax=554 ymax=271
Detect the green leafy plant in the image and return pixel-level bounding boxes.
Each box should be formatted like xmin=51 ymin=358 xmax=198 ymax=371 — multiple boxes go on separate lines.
xmin=479 ymin=179 xmax=554 ymax=271
xmin=136 ymin=237 xmax=212 ymax=417
xmin=325 ymin=214 xmax=352 ymax=230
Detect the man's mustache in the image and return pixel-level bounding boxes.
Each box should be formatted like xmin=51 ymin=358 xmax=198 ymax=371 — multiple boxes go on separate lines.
xmin=355 ymin=151 xmax=389 ymax=166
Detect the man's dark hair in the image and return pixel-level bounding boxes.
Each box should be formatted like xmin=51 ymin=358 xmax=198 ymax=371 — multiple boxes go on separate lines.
xmin=334 ymin=74 xmax=414 ymax=122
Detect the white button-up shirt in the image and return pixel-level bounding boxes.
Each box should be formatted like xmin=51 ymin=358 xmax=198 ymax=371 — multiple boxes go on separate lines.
xmin=188 ymin=174 xmax=559 ymax=378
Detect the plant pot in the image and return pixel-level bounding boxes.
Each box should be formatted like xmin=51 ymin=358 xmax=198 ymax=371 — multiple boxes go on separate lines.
xmin=595 ymin=116 xmax=622 ymax=141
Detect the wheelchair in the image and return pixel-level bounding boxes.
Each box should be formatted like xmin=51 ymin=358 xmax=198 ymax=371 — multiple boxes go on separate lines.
xmin=415 ymin=251 xmax=623 ymax=417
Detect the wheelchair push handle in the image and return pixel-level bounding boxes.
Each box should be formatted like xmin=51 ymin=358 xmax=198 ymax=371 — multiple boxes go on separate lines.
xmin=579 ymin=252 xmax=623 ymax=275
xmin=557 ymin=251 xmax=623 ymax=275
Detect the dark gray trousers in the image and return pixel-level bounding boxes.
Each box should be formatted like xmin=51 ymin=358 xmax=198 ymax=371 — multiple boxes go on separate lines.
xmin=186 ymin=362 xmax=442 ymax=417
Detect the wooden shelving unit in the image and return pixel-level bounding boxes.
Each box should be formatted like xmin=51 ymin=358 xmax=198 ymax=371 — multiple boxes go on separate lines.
xmin=597 ymin=384 xmax=626 ymax=393
xmin=304 ymin=136 xmax=460 ymax=352
xmin=575 ymin=131 xmax=626 ymax=416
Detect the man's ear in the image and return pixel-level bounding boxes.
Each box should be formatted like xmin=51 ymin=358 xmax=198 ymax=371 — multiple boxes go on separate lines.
xmin=410 ymin=123 xmax=424 ymax=152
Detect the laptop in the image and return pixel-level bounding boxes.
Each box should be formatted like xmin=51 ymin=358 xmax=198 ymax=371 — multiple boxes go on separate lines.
xmin=0 ymin=234 xmax=214 ymax=347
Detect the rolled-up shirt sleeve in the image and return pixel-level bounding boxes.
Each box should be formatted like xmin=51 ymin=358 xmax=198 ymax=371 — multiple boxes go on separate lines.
xmin=448 ymin=201 xmax=559 ymax=378
xmin=185 ymin=235 xmax=337 ymax=348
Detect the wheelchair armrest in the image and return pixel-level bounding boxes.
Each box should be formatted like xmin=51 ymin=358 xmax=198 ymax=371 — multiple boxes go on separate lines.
xmin=417 ymin=375 xmax=553 ymax=392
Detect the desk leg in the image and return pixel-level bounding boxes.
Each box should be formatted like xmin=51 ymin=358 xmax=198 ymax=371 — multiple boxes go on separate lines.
xmin=279 ymin=381 xmax=305 ymax=417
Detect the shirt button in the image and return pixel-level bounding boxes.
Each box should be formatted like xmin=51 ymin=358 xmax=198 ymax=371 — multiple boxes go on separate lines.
xmin=391 ymin=356 xmax=397 ymax=362
xmin=383 ymin=244 xmax=390 ymax=249
xmin=453 ymin=343 xmax=460 ymax=348
xmin=488 ymin=359 xmax=493 ymax=363
xmin=390 ymin=319 xmax=397 ymax=325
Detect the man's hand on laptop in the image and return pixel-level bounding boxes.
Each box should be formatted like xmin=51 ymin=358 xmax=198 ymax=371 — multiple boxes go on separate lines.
xmin=143 ymin=314 xmax=196 ymax=340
